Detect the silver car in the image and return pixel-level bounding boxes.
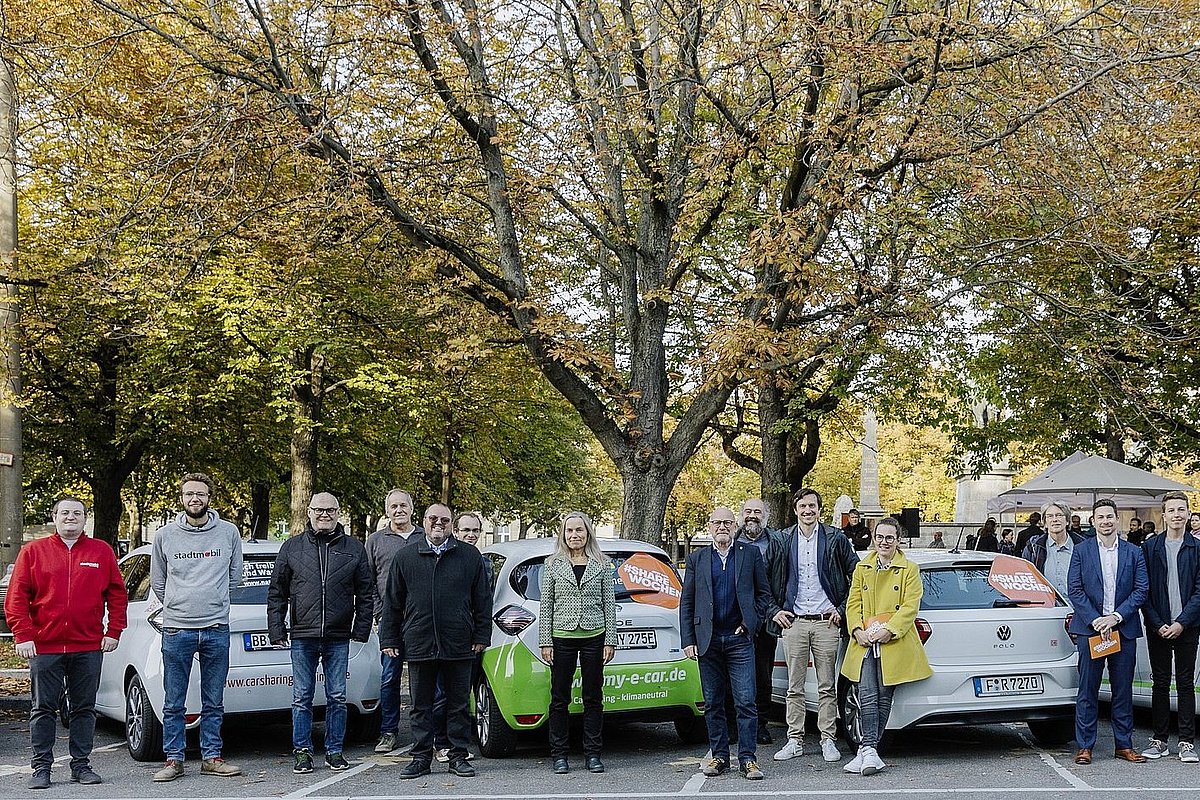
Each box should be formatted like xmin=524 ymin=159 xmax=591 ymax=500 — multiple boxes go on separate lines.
xmin=773 ymin=549 xmax=1078 ymax=748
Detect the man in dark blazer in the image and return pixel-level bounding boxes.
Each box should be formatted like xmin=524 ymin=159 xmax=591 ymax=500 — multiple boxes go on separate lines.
xmin=1067 ymin=498 xmax=1149 ymax=766
xmin=1139 ymin=492 xmax=1200 ymax=762
xmin=681 ymin=506 xmax=776 ymax=781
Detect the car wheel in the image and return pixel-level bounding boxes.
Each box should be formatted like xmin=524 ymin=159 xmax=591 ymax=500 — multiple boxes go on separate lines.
xmin=838 ymin=681 xmax=863 ymax=750
xmin=1027 ymin=718 xmax=1074 ymax=748
xmin=673 ymin=715 xmax=708 ymax=744
xmin=125 ymin=674 xmax=163 ymax=763
xmin=474 ymin=678 xmax=517 ymax=758
xmin=348 ymin=707 xmax=382 ymax=743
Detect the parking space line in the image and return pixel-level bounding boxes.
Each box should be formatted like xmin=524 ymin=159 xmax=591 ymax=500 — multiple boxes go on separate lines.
xmin=1018 ymin=729 xmax=1093 ymax=790
xmin=283 ymin=761 xmax=375 ymax=798
xmin=679 ymin=772 xmax=706 ymax=793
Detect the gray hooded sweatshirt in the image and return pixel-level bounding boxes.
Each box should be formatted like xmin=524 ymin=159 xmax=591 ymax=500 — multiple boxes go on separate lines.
xmin=151 ymin=510 xmax=244 ymax=629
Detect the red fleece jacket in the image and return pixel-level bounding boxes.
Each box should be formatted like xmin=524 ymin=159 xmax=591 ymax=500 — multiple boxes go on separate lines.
xmin=3 ymin=534 xmax=128 ymax=653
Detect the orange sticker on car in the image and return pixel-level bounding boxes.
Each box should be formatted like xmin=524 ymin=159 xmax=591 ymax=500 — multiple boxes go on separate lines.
xmin=617 ymin=553 xmax=683 ymax=608
xmin=987 ymin=555 xmax=1056 ymax=607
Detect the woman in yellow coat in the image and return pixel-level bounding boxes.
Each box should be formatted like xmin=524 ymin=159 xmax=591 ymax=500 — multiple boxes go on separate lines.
xmin=840 ymin=517 xmax=932 ymax=776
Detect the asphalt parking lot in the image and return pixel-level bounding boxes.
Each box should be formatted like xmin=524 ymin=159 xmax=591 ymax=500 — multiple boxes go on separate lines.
xmin=3 ymin=702 xmax=1200 ymax=800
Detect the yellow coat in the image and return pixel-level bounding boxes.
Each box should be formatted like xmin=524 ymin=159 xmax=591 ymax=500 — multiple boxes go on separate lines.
xmin=840 ymin=549 xmax=933 ymax=686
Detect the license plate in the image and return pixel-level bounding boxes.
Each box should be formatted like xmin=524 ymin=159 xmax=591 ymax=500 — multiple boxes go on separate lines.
xmin=243 ymin=632 xmax=288 ymax=651
xmin=973 ymin=674 xmax=1043 ymax=697
xmin=616 ymin=629 xmax=657 ymax=650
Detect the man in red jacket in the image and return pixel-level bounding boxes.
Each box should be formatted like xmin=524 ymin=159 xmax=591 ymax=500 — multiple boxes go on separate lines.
xmin=3 ymin=497 xmax=128 ymax=790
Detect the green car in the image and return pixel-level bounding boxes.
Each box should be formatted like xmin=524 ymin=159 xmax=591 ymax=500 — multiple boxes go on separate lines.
xmin=475 ymin=538 xmax=706 ymax=757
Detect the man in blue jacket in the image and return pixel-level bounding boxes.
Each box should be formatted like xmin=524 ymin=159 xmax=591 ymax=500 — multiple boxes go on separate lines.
xmin=1067 ymin=499 xmax=1149 ymax=765
xmin=1140 ymin=492 xmax=1200 ymax=763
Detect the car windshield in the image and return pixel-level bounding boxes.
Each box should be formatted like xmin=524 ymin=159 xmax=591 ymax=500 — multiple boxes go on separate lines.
xmin=231 ymin=555 xmax=277 ymax=605
xmin=919 ymin=566 xmax=1067 ymax=609
xmin=511 ymin=551 xmax=683 ymax=609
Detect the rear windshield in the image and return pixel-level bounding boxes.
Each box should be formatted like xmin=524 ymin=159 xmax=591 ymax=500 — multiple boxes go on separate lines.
xmin=511 ymin=552 xmax=683 ymax=609
xmin=920 ymin=566 xmax=1067 ymax=610
xmin=230 ymin=555 xmax=277 ymax=605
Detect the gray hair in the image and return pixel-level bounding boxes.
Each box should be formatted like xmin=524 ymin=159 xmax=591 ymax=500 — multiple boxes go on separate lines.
xmin=1039 ymin=500 xmax=1072 ymax=520
xmin=549 ymin=511 xmax=609 ymax=567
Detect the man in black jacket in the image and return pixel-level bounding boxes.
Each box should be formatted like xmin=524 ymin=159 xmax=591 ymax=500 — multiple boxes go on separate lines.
xmin=381 ymin=503 xmax=491 ymax=779
xmin=1140 ymin=492 xmax=1200 ymax=762
xmin=734 ymin=498 xmax=787 ymax=745
xmin=268 ymin=492 xmax=373 ymax=775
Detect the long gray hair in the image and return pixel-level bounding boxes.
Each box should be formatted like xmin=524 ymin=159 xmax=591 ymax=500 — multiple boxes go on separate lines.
xmin=549 ymin=511 xmax=609 ymax=566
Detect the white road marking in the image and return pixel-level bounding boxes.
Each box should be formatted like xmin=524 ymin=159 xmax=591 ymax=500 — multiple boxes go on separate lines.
xmin=284 ymin=760 xmax=376 ymax=798
xmin=1018 ymin=729 xmax=1093 ymax=790
xmin=678 ymin=772 xmax=706 ymax=793
xmin=0 ymin=740 xmax=126 ymax=776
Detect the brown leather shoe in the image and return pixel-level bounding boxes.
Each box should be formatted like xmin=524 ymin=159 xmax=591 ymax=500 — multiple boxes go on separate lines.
xmin=1074 ymin=748 xmax=1092 ymax=765
xmin=1114 ymin=748 xmax=1147 ymax=763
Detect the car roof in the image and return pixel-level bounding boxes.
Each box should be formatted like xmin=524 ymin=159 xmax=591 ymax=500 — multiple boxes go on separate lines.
xmin=122 ymin=538 xmax=283 ymax=560
xmin=482 ymin=537 xmax=668 ymax=559
xmin=898 ymin=548 xmax=1016 ymax=567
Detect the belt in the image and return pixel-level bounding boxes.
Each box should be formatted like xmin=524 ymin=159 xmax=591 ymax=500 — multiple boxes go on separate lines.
xmin=796 ymin=612 xmax=834 ymax=621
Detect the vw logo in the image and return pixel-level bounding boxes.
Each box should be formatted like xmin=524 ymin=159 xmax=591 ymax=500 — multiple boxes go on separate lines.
xmin=997 ymin=625 xmax=1012 ymax=641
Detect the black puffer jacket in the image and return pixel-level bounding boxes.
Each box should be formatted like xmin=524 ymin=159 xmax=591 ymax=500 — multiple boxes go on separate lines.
xmin=267 ymin=524 xmax=373 ymax=642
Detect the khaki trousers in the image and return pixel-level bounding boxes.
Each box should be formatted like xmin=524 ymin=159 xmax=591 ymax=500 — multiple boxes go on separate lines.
xmin=781 ymin=617 xmax=842 ymax=742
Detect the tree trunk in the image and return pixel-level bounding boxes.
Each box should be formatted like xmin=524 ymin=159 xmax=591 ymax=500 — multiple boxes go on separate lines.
xmin=289 ymin=347 xmax=324 ymax=535
xmin=123 ymin=493 xmax=143 ymax=550
xmin=349 ymin=513 xmax=367 ymax=542
xmin=759 ymin=383 xmax=790 ymax=528
xmin=441 ymin=426 xmax=456 ymax=505
xmin=89 ymin=472 xmax=125 ymax=547
xmin=249 ymin=481 xmax=271 ymax=540
xmin=617 ymin=466 xmax=674 ymax=545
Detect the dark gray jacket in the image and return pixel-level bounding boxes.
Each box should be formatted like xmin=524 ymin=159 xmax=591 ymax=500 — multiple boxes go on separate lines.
xmin=267 ymin=524 xmax=373 ymax=643
xmin=379 ymin=535 xmax=491 ymax=660
xmin=768 ymin=523 xmax=859 ymax=636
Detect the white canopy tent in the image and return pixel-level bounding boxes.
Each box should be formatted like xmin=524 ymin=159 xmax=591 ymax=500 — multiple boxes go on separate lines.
xmin=992 ymin=452 xmax=1199 ymax=515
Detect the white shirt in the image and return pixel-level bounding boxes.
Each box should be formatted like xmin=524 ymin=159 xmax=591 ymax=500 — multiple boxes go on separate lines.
xmin=1098 ymin=539 xmax=1119 ymax=616
xmin=792 ymin=528 xmax=834 ymax=615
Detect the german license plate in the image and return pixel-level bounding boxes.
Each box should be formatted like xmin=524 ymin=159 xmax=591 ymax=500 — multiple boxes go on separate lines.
xmin=616 ymin=629 xmax=657 ymax=650
xmin=973 ymin=674 xmax=1043 ymax=697
xmin=243 ymin=632 xmax=288 ymax=651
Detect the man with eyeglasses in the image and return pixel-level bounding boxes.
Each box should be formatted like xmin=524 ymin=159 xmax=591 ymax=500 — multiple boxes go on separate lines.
xmin=381 ymin=504 xmax=491 ymax=779
xmin=268 ymin=492 xmax=373 ymax=775
xmin=150 ymin=473 xmax=244 ymax=782
xmin=681 ymin=506 xmax=776 ymax=780
xmin=366 ymin=489 xmax=423 ymax=754
xmin=771 ymin=487 xmax=859 ymax=764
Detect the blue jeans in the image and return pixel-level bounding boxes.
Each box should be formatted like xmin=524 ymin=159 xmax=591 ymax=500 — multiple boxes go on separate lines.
xmin=291 ymin=638 xmax=349 ymax=754
xmin=858 ymin=653 xmax=895 ymax=750
xmin=161 ymin=625 xmax=230 ymax=762
xmin=380 ymin=651 xmax=403 ymax=735
xmin=698 ymin=632 xmax=757 ymax=765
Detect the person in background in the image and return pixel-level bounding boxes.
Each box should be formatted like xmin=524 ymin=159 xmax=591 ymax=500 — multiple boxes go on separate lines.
xmin=927 ymin=531 xmax=946 ymax=549
xmin=735 ymin=498 xmax=787 ymax=745
xmin=843 ymin=509 xmax=872 ymax=552
xmin=1021 ymin=502 xmax=1082 ymax=599
xmin=4 ymin=497 xmax=128 ymax=790
xmin=975 ymin=519 xmax=999 ymax=552
xmin=998 ymin=529 xmax=1017 ymax=556
xmin=1189 ymin=513 xmax=1200 ymax=537
xmin=1139 ymin=492 xmax=1200 ymax=763
xmin=681 ymin=506 xmax=775 ymax=781
xmin=539 ymin=512 xmax=616 ymax=774
xmin=150 ymin=473 xmax=243 ymax=782
xmin=1015 ymin=512 xmax=1042 ymax=556
xmin=1140 ymin=521 xmax=1157 ymax=543
xmin=268 ymin=492 xmax=374 ymax=774
xmin=841 ymin=517 xmax=932 ymax=776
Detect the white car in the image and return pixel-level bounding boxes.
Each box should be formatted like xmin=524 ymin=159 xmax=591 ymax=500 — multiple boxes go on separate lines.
xmin=476 ymin=538 xmax=705 ymax=757
xmin=96 ymin=540 xmax=382 ymax=761
xmin=773 ymin=549 xmax=1079 ymax=748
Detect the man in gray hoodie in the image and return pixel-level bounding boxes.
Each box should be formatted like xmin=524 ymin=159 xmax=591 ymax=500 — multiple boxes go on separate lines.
xmin=149 ymin=473 xmax=244 ymax=782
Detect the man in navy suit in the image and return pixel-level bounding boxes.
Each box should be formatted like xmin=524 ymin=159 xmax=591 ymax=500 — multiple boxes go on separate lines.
xmin=681 ymin=506 xmax=776 ymax=781
xmin=1067 ymin=498 xmax=1150 ymax=765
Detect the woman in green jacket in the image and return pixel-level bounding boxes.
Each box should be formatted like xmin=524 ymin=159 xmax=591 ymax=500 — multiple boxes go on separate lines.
xmin=539 ymin=512 xmax=617 ymax=775
xmin=841 ymin=517 xmax=932 ymax=776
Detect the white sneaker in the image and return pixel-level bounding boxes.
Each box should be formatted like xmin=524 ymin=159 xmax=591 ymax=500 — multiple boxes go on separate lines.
xmin=860 ymin=747 xmax=885 ymax=776
xmin=773 ymin=738 xmax=804 ymax=761
xmin=843 ymin=749 xmax=864 ymax=774
xmin=1181 ymin=742 xmax=1199 ymax=763
xmin=1142 ymin=739 xmax=1169 ymax=759
xmin=821 ymin=738 xmax=842 ymax=762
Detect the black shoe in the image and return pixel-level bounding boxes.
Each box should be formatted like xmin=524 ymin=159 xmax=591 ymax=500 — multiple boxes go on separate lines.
xmin=71 ymin=766 xmax=102 ymax=785
xmin=757 ymin=729 xmax=774 ymax=745
xmin=586 ymin=756 xmax=605 ymax=773
xmin=293 ymin=749 xmax=314 ymax=774
xmin=448 ymin=758 xmax=475 ymax=777
xmin=325 ymin=752 xmax=349 ymax=771
xmin=552 ymin=758 xmax=569 ymax=774
xmin=400 ymin=760 xmax=432 ymax=779
xmin=28 ymin=770 xmax=51 ymax=790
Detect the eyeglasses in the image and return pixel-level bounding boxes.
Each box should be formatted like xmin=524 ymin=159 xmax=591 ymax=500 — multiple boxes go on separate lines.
xmin=309 ymin=507 xmax=339 ymax=516
xmin=708 ymin=519 xmax=735 ymax=527
xmin=874 ymin=534 xmax=898 ymax=543
xmin=183 ymin=491 xmax=210 ymax=499
xmin=426 ymin=516 xmax=451 ymax=526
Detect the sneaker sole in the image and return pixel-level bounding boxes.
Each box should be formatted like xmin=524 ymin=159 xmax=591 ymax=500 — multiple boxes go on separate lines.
xmin=293 ymin=768 xmax=313 ymax=774
xmin=773 ymin=752 xmax=801 ymax=761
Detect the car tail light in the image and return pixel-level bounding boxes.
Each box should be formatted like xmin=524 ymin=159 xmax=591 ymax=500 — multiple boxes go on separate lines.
xmin=148 ymin=609 xmax=163 ymax=634
xmin=494 ymin=604 xmax=536 ymax=636
xmin=1064 ymin=613 xmax=1073 ymax=634
xmin=914 ymin=618 xmax=932 ymax=644
xmin=185 ymin=713 xmax=200 ymax=724
xmin=515 ymin=714 xmax=544 ymax=725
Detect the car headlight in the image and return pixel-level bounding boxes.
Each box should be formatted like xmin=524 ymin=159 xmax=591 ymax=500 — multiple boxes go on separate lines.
xmin=494 ymin=604 xmax=536 ymax=636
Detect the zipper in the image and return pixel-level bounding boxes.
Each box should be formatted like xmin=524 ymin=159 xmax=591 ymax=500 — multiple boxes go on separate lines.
xmin=430 ymin=547 xmax=439 ymax=657
xmin=318 ymin=535 xmax=328 ymax=637
xmin=64 ymin=538 xmax=74 ymax=654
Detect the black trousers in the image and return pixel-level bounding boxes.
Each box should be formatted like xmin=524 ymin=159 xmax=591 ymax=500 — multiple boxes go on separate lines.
xmin=548 ymin=634 xmax=605 ymax=758
xmin=752 ymin=631 xmax=777 ymax=737
xmin=1148 ymin=627 xmax=1200 ymax=743
xmin=409 ymin=659 xmax=473 ymax=762
xmin=30 ymin=650 xmax=102 ymax=771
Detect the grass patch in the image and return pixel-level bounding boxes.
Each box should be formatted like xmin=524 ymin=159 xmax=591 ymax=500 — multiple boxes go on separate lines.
xmin=0 ymin=638 xmax=26 ymax=670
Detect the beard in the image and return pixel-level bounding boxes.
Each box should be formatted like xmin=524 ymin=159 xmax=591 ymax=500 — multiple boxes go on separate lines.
xmin=185 ymin=502 xmax=211 ymax=520
xmin=740 ymin=519 xmax=763 ymax=539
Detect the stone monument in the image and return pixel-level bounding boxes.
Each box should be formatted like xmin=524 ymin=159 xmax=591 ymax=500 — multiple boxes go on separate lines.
xmin=857 ymin=408 xmax=888 ymax=520
xmin=953 ymin=399 xmax=1015 ymax=523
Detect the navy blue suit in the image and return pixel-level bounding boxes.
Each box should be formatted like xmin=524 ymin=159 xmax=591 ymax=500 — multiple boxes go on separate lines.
xmin=681 ymin=543 xmax=773 ymax=767
xmin=1067 ymin=536 xmax=1149 ymax=751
